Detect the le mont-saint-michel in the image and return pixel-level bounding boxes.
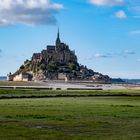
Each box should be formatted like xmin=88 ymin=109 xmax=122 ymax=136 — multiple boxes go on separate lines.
xmin=8 ymin=30 xmax=110 ymax=83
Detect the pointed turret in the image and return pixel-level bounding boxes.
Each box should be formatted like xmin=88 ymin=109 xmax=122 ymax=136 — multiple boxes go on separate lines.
xmin=56 ymin=28 xmax=61 ymax=45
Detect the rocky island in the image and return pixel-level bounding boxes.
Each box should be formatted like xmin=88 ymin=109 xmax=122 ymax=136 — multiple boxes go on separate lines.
xmin=8 ymin=30 xmax=111 ymax=83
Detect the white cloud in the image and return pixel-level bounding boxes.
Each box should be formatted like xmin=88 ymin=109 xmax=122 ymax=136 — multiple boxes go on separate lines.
xmin=89 ymin=51 xmax=135 ymax=60
xmin=124 ymin=50 xmax=135 ymax=55
xmin=114 ymin=10 xmax=127 ymax=18
xmin=94 ymin=53 xmax=111 ymax=58
xmin=137 ymin=59 xmax=140 ymax=62
xmin=130 ymin=30 xmax=140 ymax=35
xmin=0 ymin=49 xmax=2 ymax=57
xmin=89 ymin=0 xmax=124 ymax=6
xmin=0 ymin=0 xmax=63 ymax=26
xmin=88 ymin=0 xmax=140 ymax=19
xmin=127 ymin=1 xmax=140 ymax=12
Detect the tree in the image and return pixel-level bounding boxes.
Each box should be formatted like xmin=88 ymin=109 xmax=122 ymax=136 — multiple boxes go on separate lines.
xmin=48 ymin=61 xmax=58 ymax=71
xmin=24 ymin=59 xmax=29 ymax=65
xmin=40 ymin=64 xmax=46 ymax=70
xmin=20 ymin=65 xmax=25 ymax=70
xmin=68 ymin=63 xmax=77 ymax=71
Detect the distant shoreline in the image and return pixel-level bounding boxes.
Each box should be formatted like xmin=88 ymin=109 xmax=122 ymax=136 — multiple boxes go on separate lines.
xmin=0 ymin=76 xmax=7 ymax=81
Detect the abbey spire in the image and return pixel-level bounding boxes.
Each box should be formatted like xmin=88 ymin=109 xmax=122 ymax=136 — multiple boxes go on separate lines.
xmin=56 ymin=28 xmax=61 ymax=45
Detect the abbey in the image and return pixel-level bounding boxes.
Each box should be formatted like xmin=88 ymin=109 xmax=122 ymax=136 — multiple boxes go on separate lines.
xmin=9 ymin=30 xmax=110 ymax=82
xmin=31 ymin=29 xmax=78 ymax=80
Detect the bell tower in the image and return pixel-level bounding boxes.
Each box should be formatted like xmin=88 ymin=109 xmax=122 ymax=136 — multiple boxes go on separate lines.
xmin=56 ymin=28 xmax=61 ymax=45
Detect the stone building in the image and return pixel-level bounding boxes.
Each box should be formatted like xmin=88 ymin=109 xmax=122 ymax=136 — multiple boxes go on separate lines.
xmin=13 ymin=73 xmax=32 ymax=82
xmin=30 ymin=29 xmax=78 ymax=80
xmin=31 ymin=29 xmax=77 ymax=69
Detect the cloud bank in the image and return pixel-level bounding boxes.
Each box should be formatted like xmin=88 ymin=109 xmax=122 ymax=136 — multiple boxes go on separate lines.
xmin=89 ymin=50 xmax=136 ymax=60
xmin=89 ymin=0 xmax=124 ymax=6
xmin=0 ymin=0 xmax=63 ymax=26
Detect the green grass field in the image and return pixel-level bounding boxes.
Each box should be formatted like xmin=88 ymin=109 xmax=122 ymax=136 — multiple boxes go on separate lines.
xmin=0 ymin=88 xmax=140 ymax=99
xmin=0 ymin=92 xmax=140 ymax=140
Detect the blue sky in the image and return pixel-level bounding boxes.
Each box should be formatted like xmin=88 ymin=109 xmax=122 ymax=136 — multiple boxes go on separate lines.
xmin=0 ymin=0 xmax=140 ymax=78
